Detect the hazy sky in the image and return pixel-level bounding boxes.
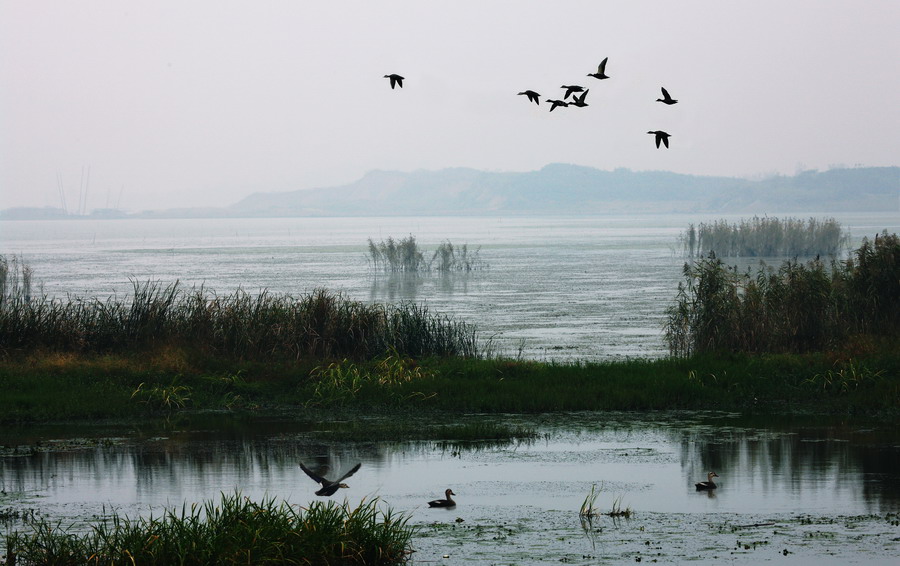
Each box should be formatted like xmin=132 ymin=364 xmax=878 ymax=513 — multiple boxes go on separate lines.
xmin=2 ymin=1 xmax=899 ymax=212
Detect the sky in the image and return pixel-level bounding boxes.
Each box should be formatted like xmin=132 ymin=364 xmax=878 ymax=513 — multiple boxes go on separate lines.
xmin=1 ymin=0 xmax=899 ymax=212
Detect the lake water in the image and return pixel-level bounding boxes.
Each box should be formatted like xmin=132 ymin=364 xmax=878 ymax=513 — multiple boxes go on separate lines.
xmin=3 ymin=212 xmax=898 ymax=360
xmin=2 ymin=213 xmax=900 ymax=563
xmin=1 ymin=412 xmax=898 ymax=564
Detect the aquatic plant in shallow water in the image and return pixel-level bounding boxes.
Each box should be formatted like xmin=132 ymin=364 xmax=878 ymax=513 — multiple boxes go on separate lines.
xmin=5 ymin=492 xmax=413 ymax=566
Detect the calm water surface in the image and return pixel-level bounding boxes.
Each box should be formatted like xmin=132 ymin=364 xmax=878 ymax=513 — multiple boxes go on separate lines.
xmin=1 ymin=412 xmax=899 ymax=564
xmin=3 ymin=212 xmax=898 ymax=360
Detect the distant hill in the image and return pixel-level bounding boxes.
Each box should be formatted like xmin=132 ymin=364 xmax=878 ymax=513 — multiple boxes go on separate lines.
xmin=229 ymin=165 xmax=900 ymax=217
xmin=3 ymin=165 xmax=898 ymax=220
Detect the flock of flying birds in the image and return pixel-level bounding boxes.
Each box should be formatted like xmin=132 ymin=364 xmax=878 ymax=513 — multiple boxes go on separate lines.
xmin=383 ymin=57 xmax=678 ymax=149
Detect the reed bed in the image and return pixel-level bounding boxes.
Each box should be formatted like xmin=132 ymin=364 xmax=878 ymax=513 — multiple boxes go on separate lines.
xmin=367 ymin=236 xmax=486 ymax=272
xmin=5 ymin=492 xmax=413 ymax=566
xmin=0 ymin=282 xmax=481 ymax=360
xmin=680 ymin=216 xmax=850 ymax=258
xmin=666 ymin=231 xmax=900 ymax=356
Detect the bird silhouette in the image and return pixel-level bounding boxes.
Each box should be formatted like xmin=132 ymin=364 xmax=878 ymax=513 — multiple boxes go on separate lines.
xmin=647 ymin=130 xmax=671 ymax=148
xmin=383 ymin=74 xmax=404 ymax=89
xmin=560 ymin=85 xmax=584 ymax=99
xmin=587 ymin=57 xmax=610 ymax=80
xmin=656 ymin=87 xmax=678 ymax=105
xmin=547 ymin=99 xmax=569 ymax=112
xmin=569 ymin=89 xmax=589 ymax=107
xmin=299 ymin=462 xmax=361 ymax=496
xmin=518 ymin=90 xmax=541 ymax=105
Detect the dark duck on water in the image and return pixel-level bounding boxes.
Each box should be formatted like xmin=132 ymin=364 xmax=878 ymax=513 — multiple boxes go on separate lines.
xmin=695 ymin=471 xmax=719 ymax=491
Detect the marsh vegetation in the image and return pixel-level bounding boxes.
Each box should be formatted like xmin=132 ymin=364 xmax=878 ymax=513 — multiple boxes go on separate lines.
xmin=367 ymin=236 xmax=485 ymax=272
xmin=666 ymin=231 xmax=900 ymax=356
xmin=679 ymin=216 xmax=850 ymax=258
xmin=0 ymin=282 xmax=481 ymax=361
xmin=5 ymin=493 xmax=413 ymax=566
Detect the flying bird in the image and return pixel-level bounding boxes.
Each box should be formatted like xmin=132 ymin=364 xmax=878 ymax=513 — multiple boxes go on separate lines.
xmin=560 ymin=85 xmax=584 ymax=99
xmin=383 ymin=74 xmax=404 ymax=89
xmin=299 ymin=462 xmax=362 ymax=496
xmin=587 ymin=57 xmax=610 ymax=80
xmin=647 ymin=130 xmax=671 ymax=148
xmin=547 ymin=99 xmax=569 ymax=112
xmin=569 ymin=89 xmax=589 ymax=107
xmin=518 ymin=90 xmax=541 ymax=105
xmin=656 ymin=87 xmax=678 ymax=105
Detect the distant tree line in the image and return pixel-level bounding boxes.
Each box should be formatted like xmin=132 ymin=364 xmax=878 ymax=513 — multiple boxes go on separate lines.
xmin=680 ymin=216 xmax=850 ymax=258
xmin=666 ymin=231 xmax=900 ymax=356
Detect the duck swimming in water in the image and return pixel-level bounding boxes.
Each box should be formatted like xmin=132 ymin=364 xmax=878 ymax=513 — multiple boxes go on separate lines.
xmin=695 ymin=472 xmax=719 ymax=490
xmin=427 ymin=488 xmax=457 ymax=507
xmin=299 ymin=462 xmax=361 ymax=496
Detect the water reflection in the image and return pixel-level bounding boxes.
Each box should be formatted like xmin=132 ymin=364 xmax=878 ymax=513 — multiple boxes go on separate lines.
xmin=1 ymin=412 xmax=898 ymax=538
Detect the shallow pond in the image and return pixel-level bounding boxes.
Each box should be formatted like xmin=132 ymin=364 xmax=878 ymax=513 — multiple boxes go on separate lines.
xmin=1 ymin=412 xmax=899 ymax=564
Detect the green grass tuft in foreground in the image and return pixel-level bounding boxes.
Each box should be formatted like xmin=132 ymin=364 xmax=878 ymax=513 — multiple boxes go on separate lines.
xmin=6 ymin=492 xmax=413 ymax=566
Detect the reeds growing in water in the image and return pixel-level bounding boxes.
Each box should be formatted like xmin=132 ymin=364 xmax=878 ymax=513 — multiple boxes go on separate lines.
xmin=6 ymin=492 xmax=413 ymax=566
xmin=0 ymin=281 xmax=482 ymax=360
xmin=665 ymin=231 xmax=900 ymax=356
xmin=680 ymin=216 xmax=850 ymax=258
xmin=368 ymin=236 xmax=486 ymax=272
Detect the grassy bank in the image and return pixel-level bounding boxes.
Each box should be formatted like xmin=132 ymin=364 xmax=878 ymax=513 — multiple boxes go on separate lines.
xmin=6 ymin=493 xmax=412 ymax=566
xmin=1 ymin=345 xmax=897 ymax=423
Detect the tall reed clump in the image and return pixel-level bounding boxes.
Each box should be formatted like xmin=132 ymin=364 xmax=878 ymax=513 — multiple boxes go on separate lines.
xmin=368 ymin=236 xmax=486 ymax=272
xmin=665 ymin=231 xmax=900 ymax=356
xmin=6 ymin=492 xmax=413 ymax=566
xmin=679 ymin=216 xmax=850 ymax=258
xmin=0 ymin=254 xmax=34 ymax=306
xmin=0 ymin=282 xmax=482 ymax=360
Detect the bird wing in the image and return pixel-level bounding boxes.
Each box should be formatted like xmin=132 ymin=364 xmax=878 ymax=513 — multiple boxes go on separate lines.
xmin=335 ymin=462 xmax=362 ymax=483
xmin=661 ymin=87 xmax=671 ymax=100
xmin=662 ymin=135 xmax=669 ymax=148
xmin=299 ymin=462 xmax=326 ymax=485
xmin=598 ymin=57 xmax=608 ymax=72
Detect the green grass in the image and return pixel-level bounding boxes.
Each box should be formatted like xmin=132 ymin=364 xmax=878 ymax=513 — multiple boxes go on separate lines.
xmin=6 ymin=492 xmax=413 ymax=566
xmin=1 ymin=345 xmax=897 ymax=424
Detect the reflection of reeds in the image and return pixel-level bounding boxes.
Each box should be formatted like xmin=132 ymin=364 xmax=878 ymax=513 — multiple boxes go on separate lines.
xmin=666 ymin=231 xmax=900 ymax=356
xmin=7 ymin=492 xmax=413 ymax=565
xmin=679 ymin=216 xmax=850 ymax=258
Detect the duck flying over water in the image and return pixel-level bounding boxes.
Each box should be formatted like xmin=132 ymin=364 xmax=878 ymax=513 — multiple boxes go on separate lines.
xmin=384 ymin=74 xmax=404 ymax=89
xmin=299 ymin=462 xmax=362 ymax=496
xmin=518 ymin=90 xmax=541 ymax=105
xmin=647 ymin=130 xmax=671 ymax=148
xmin=427 ymin=488 xmax=457 ymax=507
xmin=587 ymin=57 xmax=610 ymax=80
xmin=695 ymin=471 xmax=719 ymax=490
xmin=569 ymin=89 xmax=589 ymax=107
xmin=560 ymin=85 xmax=584 ymax=99
xmin=547 ymin=99 xmax=569 ymax=112
xmin=656 ymin=87 xmax=678 ymax=105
